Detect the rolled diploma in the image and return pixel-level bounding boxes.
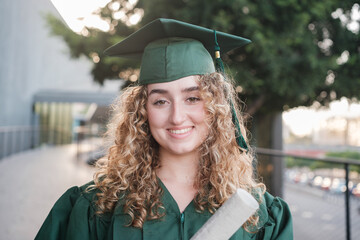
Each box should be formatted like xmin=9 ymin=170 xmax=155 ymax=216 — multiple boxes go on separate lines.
xmin=190 ymin=188 xmax=259 ymax=240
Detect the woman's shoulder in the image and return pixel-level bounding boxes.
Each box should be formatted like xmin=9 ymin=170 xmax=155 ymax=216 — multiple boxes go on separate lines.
xmin=35 ymin=181 xmax=111 ymax=240
xmin=53 ymin=181 xmax=99 ymax=208
xmin=78 ymin=181 xmax=99 ymax=201
xmin=255 ymin=191 xmax=293 ymax=240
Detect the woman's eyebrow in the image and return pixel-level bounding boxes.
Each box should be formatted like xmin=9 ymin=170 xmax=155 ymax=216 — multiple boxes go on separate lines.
xmin=148 ymin=86 xmax=199 ymax=95
xmin=148 ymin=89 xmax=168 ymax=96
xmin=182 ymin=86 xmax=199 ymax=92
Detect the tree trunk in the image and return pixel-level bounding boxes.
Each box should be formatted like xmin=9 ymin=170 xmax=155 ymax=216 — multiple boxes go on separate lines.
xmin=251 ymin=112 xmax=284 ymax=197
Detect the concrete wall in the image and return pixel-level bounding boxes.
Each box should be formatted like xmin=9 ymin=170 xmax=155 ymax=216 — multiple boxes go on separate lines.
xmin=0 ymin=0 xmax=103 ymax=126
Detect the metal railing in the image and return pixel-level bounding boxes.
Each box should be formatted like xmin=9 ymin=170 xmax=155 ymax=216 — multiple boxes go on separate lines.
xmin=256 ymin=147 xmax=360 ymax=240
xmin=0 ymin=126 xmax=38 ymax=159
xmin=0 ymin=125 xmax=72 ymax=160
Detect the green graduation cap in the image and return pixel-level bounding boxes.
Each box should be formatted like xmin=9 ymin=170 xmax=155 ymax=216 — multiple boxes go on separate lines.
xmin=104 ymin=18 xmax=250 ymax=85
xmin=104 ymin=18 xmax=250 ymax=150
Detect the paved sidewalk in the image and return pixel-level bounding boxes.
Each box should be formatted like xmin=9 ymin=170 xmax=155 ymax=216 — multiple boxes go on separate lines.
xmin=0 ymin=145 xmax=95 ymax=240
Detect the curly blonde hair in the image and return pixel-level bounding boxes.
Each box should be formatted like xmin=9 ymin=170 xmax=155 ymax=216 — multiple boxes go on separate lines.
xmin=91 ymin=72 xmax=265 ymax=231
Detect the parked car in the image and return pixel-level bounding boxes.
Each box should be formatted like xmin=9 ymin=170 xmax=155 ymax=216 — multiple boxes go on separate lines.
xmin=352 ymin=183 xmax=360 ymax=197
xmin=330 ymin=178 xmax=347 ymax=194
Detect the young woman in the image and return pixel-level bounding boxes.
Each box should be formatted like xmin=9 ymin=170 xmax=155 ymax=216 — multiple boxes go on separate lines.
xmin=36 ymin=19 xmax=293 ymax=240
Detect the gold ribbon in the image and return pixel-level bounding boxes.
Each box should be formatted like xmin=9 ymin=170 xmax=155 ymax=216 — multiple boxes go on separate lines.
xmin=215 ymin=51 xmax=220 ymax=59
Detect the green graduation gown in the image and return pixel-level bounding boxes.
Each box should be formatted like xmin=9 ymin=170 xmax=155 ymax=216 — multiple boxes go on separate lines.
xmin=35 ymin=180 xmax=293 ymax=240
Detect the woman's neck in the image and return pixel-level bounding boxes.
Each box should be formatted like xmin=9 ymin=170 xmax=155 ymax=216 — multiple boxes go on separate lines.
xmin=156 ymin=149 xmax=199 ymax=185
xmin=156 ymin=149 xmax=199 ymax=212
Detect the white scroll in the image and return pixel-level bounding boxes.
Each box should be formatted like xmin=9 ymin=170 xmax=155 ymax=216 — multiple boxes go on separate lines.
xmin=190 ymin=188 xmax=259 ymax=240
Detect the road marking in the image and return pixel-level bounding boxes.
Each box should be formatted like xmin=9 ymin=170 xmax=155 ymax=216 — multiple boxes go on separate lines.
xmin=301 ymin=211 xmax=313 ymax=219
xmin=289 ymin=205 xmax=298 ymax=213
xmin=321 ymin=214 xmax=333 ymax=221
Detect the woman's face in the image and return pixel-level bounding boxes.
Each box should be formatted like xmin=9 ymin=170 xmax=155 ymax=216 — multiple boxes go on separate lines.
xmin=146 ymin=75 xmax=209 ymax=157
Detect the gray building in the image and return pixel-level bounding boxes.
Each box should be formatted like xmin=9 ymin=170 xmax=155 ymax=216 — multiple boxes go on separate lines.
xmin=0 ymin=0 xmax=119 ymax=157
xmin=0 ymin=0 xmax=118 ymax=126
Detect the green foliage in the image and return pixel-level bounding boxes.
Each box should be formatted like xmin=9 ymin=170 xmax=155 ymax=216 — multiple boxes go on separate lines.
xmin=308 ymin=160 xmax=344 ymax=171
xmin=286 ymin=151 xmax=360 ymax=172
xmin=326 ymin=151 xmax=360 ymax=159
xmin=45 ymin=0 xmax=360 ymax=114
xmin=286 ymin=157 xmax=313 ymax=168
xmin=326 ymin=151 xmax=360 ymax=172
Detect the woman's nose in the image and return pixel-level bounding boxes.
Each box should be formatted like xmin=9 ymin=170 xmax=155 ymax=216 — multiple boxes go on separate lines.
xmin=169 ymin=102 xmax=186 ymax=125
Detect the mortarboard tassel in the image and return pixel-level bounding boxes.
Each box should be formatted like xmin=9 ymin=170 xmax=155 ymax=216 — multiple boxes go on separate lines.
xmin=214 ymin=30 xmax=248 ymax=151
xmin=214 ymin=32 xmax=225 ymax=73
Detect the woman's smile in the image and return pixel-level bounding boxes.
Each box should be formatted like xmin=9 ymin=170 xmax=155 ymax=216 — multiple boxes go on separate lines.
xmin=167 ymin=126 xmax=194 ymax=139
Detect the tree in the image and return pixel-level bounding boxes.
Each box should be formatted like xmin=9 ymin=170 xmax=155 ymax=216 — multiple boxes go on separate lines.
xmin=46 ymin=0 xmax=360 ymax=195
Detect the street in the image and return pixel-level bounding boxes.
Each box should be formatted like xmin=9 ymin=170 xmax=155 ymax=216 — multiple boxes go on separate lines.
xmin=285 ymin=181 xmax=360 ymax=239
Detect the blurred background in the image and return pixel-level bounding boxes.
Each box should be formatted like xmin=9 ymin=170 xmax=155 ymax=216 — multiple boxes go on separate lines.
xmin=0 ymin=0 xmax=359 ymax=239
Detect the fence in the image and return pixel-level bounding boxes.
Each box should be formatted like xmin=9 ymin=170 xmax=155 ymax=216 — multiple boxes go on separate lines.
xmin=257 ymin=147 xmax=360 ymax=240
xmin=0 ymin=125 xmax=72 ymax=160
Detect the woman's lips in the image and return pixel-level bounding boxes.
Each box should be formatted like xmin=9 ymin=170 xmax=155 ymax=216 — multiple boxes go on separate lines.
xmin=168 ymin=127 xmax=193 ymax=134
xmin=167 ymin=127 xmax=194 ymax=138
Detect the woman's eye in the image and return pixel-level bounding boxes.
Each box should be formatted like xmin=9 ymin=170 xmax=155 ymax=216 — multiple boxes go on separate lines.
xmin=153 ymin=100 xmax=167 ymax=105
xmin=187 ymin=97 xmax=201 ymax=103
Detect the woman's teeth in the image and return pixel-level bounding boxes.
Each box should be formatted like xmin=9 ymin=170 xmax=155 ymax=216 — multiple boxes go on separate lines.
xmin=169 ymin=127 xmax=192 ymax=134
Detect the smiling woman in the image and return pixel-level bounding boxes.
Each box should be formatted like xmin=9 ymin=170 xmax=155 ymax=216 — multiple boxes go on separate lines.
xmin=36 ymin=18 xmax=293 ymax=240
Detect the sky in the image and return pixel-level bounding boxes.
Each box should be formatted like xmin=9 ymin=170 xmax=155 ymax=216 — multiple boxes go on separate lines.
xmin=283 ymin=98 xmax=360 ymax=138
xmin=51 ymin=0 xmax=111 ymax=32
xmin=51 ymin=0 xmax=141 ymax=33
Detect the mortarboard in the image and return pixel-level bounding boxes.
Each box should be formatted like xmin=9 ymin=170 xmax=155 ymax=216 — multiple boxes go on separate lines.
xmin=104 ymin=18 xmax=250 ymax=85
xmin=104 ymin=18 xmax=250 ymax=59
xmin=104 ymin=18 xmax=250 ymax=150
